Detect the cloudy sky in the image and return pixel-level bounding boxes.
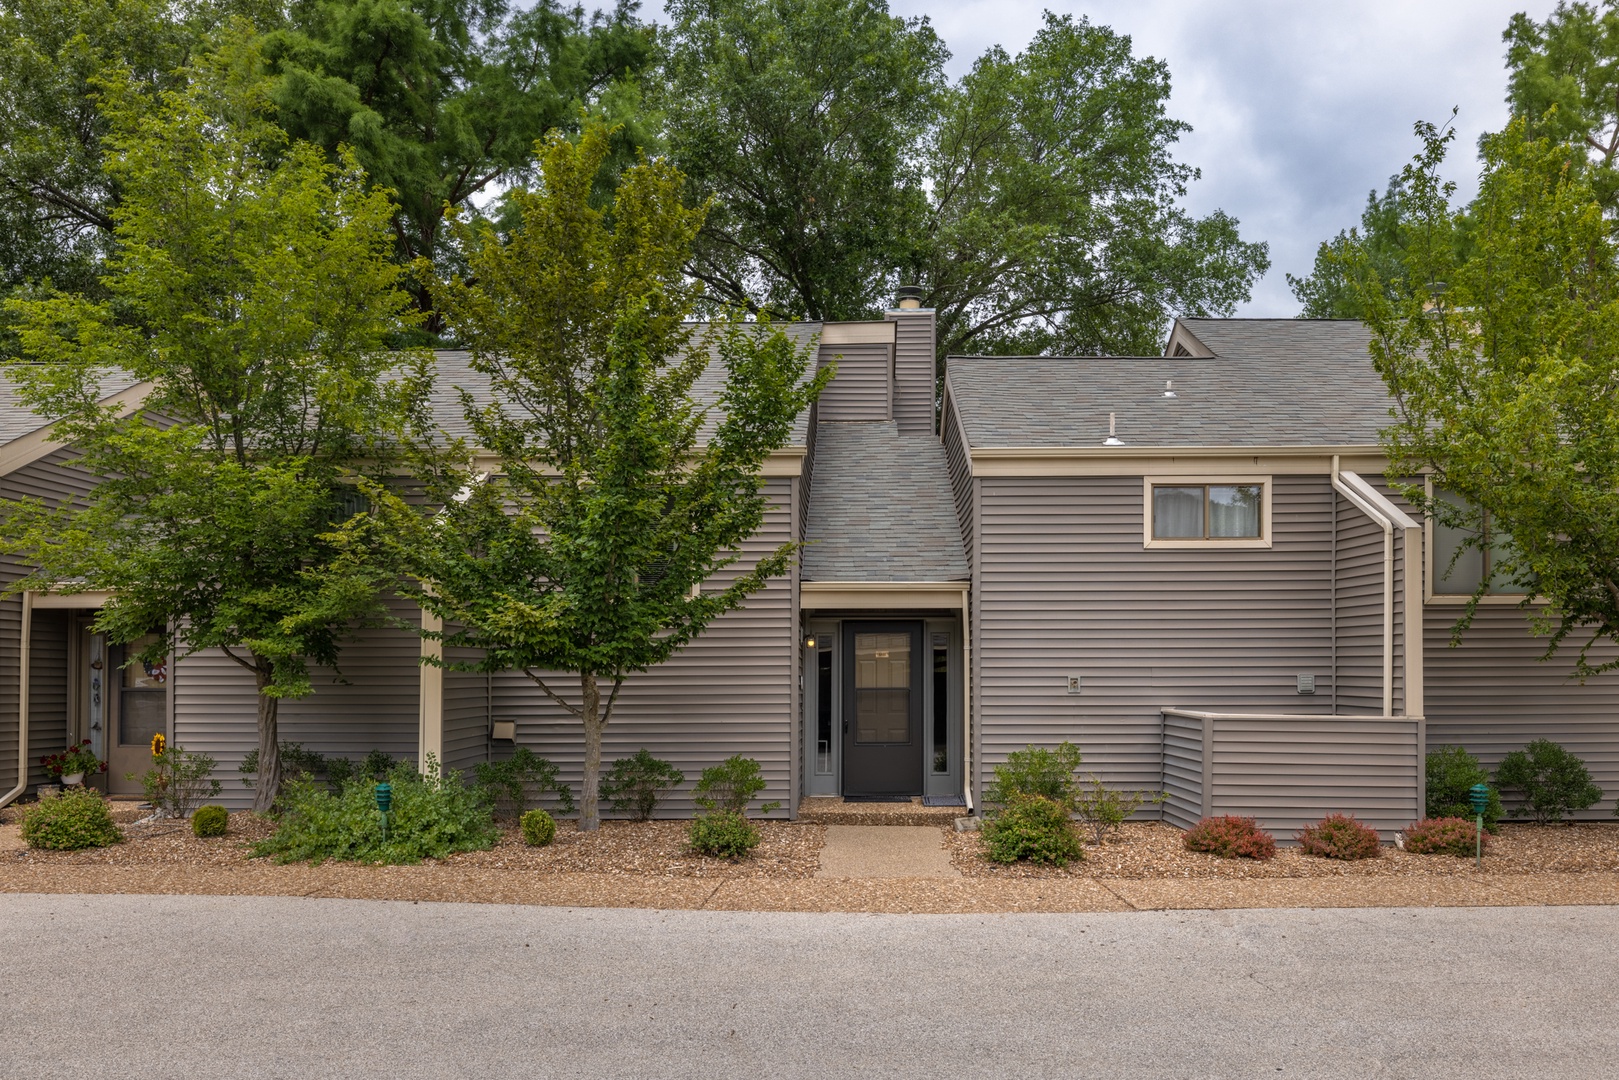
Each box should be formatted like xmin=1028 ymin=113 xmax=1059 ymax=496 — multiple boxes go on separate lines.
xmin=648 ymin=0 xmax=1562 ymax=317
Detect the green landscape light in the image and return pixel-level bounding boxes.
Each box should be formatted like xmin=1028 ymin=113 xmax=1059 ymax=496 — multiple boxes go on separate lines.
xmin=376 ymin=782 xmax=393 ymax=842
xmin=1469 ymin=783 xmax=1490 ymax=868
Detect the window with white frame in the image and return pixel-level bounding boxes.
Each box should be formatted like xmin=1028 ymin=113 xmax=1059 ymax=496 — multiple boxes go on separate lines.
xmin=1146 ymin=481 xmax=1267 ymax=545
xmin=1431 ymin=488 xmax=1528 ymax=596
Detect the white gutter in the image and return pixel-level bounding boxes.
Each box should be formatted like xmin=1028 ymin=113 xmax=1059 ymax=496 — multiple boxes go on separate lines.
xmin=1331 ymin=457 xmax=1398 ymax=716
xmin=1 ymin=591 xmax=35 ymax=808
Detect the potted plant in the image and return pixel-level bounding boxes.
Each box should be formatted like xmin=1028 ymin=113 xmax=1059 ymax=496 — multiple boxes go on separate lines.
xmin=41 ymin=741 xmax=106 ymax=787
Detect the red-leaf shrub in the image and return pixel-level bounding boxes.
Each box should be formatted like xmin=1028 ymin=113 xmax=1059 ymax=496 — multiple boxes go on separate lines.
xmin=1296 ymin=813 xmax=1382 ymax=860
xmin=1403 ymin=817 xmax=1489 ymax=857
xmin=1183 ymin=815 xmax=1276 ymax=860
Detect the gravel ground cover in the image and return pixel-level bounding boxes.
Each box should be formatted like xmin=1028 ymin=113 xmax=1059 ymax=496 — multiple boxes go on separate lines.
xmin=947 ymin=820 xmax=1619 ymax=879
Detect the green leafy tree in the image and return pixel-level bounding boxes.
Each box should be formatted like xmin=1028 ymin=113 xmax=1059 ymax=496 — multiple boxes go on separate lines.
xmin=0 ymin=34 xmax=431 ymax=812
xmin=373 ymin=126 xmax=828 ymax=831
xmin=659 ymin=3 xmax=1267 ymax=360
xmin=1335 ymin=116 xmax=1619 ymax=674
xmin=261 ymin=0 xmax=656 ymax=329
xmin=1504 ymin=0 xmax=1619 ymax=209
xmin=917 ymin=12 xmax=1268 ymax=359
xmin=659 ymin=0 xmax=945 ymax=322
xmin=1288 ymin=178 xmax=1417 ymax=319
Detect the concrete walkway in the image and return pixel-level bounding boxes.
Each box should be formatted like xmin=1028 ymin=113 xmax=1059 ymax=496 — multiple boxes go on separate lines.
xmin=4 ymin=894 xmax=1617 ymax=1078
xmin=814 ymin=824 xmax=959 ymax=878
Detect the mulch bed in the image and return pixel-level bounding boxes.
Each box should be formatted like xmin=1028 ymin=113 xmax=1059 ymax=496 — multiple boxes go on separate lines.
xmin=947 ymin=821 xmax=1619 ymax=880
xmin=4 ymin=811 xmax=825 ymax=879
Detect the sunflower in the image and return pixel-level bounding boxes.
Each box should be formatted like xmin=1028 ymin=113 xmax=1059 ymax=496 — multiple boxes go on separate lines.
xmin=150 ymin=733 xmax=166 ymax=758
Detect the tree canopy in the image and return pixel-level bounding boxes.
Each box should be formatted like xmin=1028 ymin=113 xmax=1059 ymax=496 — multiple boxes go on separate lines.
xmin=659 ymin=2 xmax=1267 ymax=357
xmin=1504 ymin=0 xmax=1619 ymax=209
xmin=1334 ymin=118 xmax=1619 ymax=675
xmin=373 ymin=126 xmax=829 ymax=830
xmin=0 ymin=33 xmax=431 ymax=809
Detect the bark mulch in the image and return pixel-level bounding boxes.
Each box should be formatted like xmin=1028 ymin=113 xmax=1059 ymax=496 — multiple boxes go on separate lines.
xmin=946 ymin=821 xmax=1619 ymax=880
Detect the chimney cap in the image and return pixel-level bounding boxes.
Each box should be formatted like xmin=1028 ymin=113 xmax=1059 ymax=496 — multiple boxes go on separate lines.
xmin=895 ymin=284 xmax=924 ymax=310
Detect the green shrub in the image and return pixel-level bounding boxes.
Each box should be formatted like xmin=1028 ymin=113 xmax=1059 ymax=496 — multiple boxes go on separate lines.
xmin=1426 ymin=746 xmax=1504 ymax=832
xmin=239 ymin=741 xmax=326 ymax=788
xmin=983 ymin=795 xmax=1083 ymax=865
xmin=600 ymin=749 xmax=684 ymax=821
xmin=324 ymin=757 xmax=356 ymax=788
xmin=251 ymin=756 xmax=497 ymax=865
xmin=1072 ymin=773 xmax=1166 ymax=845
xmin=1183 ymin=815 xmax=1276 ymax=860
xmin=474 ymin=747 xmax=575 ymax=816
xmin=694 ymin=756 xmax=780 ymax=816
xmin=130 ymin=743 xmax=221 ymax=818
xmin=191 ymin=804 xmax=229 ymax=838
xmin=1404 ymin=816 xmax=1488 ymax=857
xmin=362 ymin=749 xmax=396 ymax=781
xmin=985 ymin=742 xmax=1083 ymax=811
xmin=1494 ymin=739 xmax=1603 ymax=824
xmin=1296 ymin=813 xmax=1381 ymax=860
xmin=520 ymin=808 xmax=557 ymax=846
xmin=20 ymin=787 xmax=122 ymax=851
xmin=687 ymin=810 xmax=760 ymax=857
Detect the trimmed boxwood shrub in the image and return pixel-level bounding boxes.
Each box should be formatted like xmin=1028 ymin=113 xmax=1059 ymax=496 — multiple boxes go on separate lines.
xmin=983 ymin=795 xmax=1084 ymax=866
xmin=1426 ymin=746 xmax=1504 ymax=832
xmin=1495 ymin=739 xmax=1603 ymax=824
xmin=520 ymin=808 xmax=557 ymax=846
xmin=1404 ymin=816 xmax=1488 ymax=857
xmin=21 ymin=787 xmax=122 ymax=851
xmin=1296 ymin=813 xmax=1381 ymax=860
xmin=191 ymin=804 xmax=229 ymax=838
xmin=687 ymin=810 xmax=760 ymax=857
xmin=1183 ymin=815 xmax=1276 ymax=860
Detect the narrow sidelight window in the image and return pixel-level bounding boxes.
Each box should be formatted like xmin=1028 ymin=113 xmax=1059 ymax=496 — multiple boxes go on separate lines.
xmin=930 ymin=635 xmax=948 ymax=774
xmin=815 ymin=648 xmax=833 ymax=774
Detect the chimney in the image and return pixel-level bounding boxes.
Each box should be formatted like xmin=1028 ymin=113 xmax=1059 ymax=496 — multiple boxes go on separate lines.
xmin=895 ymin=284 xmax=924 ymax=310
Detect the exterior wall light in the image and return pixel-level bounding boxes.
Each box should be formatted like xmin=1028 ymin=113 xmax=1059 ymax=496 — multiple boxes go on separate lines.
xmin=804 ymin=635 xmax=817 ymax=649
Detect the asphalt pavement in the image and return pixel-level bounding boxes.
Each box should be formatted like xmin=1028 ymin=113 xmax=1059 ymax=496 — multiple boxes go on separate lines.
xmin=1 ymin=893 xmax=1613 ymax=1078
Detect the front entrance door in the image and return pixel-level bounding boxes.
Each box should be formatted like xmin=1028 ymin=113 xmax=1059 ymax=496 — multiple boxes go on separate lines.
xmin=842 ymin=621 xmax=923 ymax=797
xmin=107 ymin=633 xmax=168 ymax=795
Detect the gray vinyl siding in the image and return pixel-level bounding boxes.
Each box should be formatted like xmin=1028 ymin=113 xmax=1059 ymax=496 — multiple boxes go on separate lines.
xmin=798 ymin=402 xmax=817 ymax=544
xmin=0 ymin=446 xmax=98 ymax=794
xmin=490 ymin=480 xmax=796 ymax=818
xmin=442 ymin=644 xmax=490 ymax=777
xmin=171 ymin=597 xmax=422 ymax=809
xmin=941 ymin=393 xmax=973 ymax=566
xmin=887 ymin=309 xmax=935 ymax=435
xmin=815 ymin=342 xmax=891 ymax=421
xmin=1424 ymin=604 xmax=1619 ymax=820
xmin=973 ymin=474 xmax=1336 ymax=801
xmin=1333 ymin=495 xmax=1384 ymax=714
xmin=1161 ymin=711 xmax=1422 ymax=839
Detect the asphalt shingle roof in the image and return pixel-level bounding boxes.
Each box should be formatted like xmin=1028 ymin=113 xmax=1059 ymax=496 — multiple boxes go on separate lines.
xmin=801 ymin=421 xmax=969 ymax=582
xmin=947 ymin=319 xmax=1392 ymax=449
xmin=429 ymin=321 xmax=822 ymax=448
xmin=0 ymin=371 xmax=142 ymax=447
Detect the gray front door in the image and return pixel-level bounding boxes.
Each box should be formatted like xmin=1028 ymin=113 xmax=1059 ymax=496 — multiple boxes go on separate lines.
xmin=842 ymin=621 xmax=923 ymax=797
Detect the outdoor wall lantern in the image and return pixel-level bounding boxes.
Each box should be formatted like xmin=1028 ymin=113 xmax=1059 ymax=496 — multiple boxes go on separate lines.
xmin=376 ymin=781 xmax=393 ymax=842
xmin=804 ymin=635 xmax=817 ymax=649
xmin=1468 ymin=783 xmax=1490 ymax=868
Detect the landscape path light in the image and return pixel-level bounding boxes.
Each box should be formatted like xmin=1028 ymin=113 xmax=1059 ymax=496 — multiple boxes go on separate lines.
xmin=1468 ymin=783 xmax=1491 ymax=869
xmin=376 ymin=781 xmax=393 ymax=843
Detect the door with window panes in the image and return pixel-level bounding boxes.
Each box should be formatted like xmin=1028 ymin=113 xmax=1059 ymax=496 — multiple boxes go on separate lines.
xmin=107 ymin=632 xmax=168 ymax=794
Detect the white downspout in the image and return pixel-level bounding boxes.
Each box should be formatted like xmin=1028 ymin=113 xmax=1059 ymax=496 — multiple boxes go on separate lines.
xmin=1331 ymin=456 xmax=1395 ymax=716
xmin=961 ymin=585 xmax=973 ymax=813
xmin=1 ymin=590 xmax=35 ymax=809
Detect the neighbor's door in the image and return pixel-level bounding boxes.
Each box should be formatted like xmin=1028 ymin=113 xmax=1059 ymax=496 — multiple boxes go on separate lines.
xmin=842 ymin=621 xmax=923 ymax=797
xmin=107 ymin=632 xmax=167 ymax=795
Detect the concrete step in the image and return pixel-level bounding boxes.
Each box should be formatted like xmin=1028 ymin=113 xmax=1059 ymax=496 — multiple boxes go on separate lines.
xmin=797 ymin=797 xmax=966 ymax=827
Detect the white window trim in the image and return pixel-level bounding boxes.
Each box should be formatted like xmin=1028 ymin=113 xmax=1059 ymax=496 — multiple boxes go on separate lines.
xmin=1422 ymin=476 xmax=1543 ymax=605
xmin=1142 ymin=475 xmax=1273 ymax=550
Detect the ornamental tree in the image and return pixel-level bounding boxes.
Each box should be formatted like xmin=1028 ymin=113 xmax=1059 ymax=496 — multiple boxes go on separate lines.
xmin=0 ymin=33 xmax=431 ymax=811
xmin=1337 ymin=116 xmax=1619 ymax=675
xmin=374 ymin=125 xmax=827 ymax=830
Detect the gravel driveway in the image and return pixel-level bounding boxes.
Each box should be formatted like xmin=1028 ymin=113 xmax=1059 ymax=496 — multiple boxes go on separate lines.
xmin=2 ymin=893 xmax=1614 ymax=1079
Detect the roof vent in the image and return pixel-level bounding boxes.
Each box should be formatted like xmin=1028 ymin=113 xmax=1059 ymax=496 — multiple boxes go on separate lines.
xmin=1102 ymin=412 xmax=1125 ymax=447
xmin=895 ymin=285 xmax=924 ymax=310
xmin=1163 ymin=379 xmax=1176 ymax=399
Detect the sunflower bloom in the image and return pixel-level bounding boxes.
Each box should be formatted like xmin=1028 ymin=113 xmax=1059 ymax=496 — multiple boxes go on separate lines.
xmin=150 ymin=733 xmax=166 ymax=758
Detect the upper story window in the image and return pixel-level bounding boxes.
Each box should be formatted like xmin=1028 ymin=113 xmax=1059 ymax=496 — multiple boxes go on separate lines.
xmin=1431 ymin=488 xmax=1528 ymax=596
xmin=1143 ymin=478 xmax=1271 ymax=549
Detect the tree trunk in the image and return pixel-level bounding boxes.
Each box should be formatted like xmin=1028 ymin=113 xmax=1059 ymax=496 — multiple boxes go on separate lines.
xmin=579 ymin=672 xmax=603 ymax=831
xmin=251 ymin=662 xmax=281 ymax=815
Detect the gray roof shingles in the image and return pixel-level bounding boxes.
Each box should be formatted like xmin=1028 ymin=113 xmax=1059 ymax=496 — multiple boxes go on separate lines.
xmin=0 ymin=371 xmax=141 ymax=447
xmin=947 ymin=318 xmax=1393 ymax=449
xmin=801 ymin=421 xmax=969 ymax=582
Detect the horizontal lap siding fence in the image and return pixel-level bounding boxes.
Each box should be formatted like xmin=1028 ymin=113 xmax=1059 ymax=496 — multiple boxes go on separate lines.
xmin=1161 ymin=709 xmax=1423 ymax=840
